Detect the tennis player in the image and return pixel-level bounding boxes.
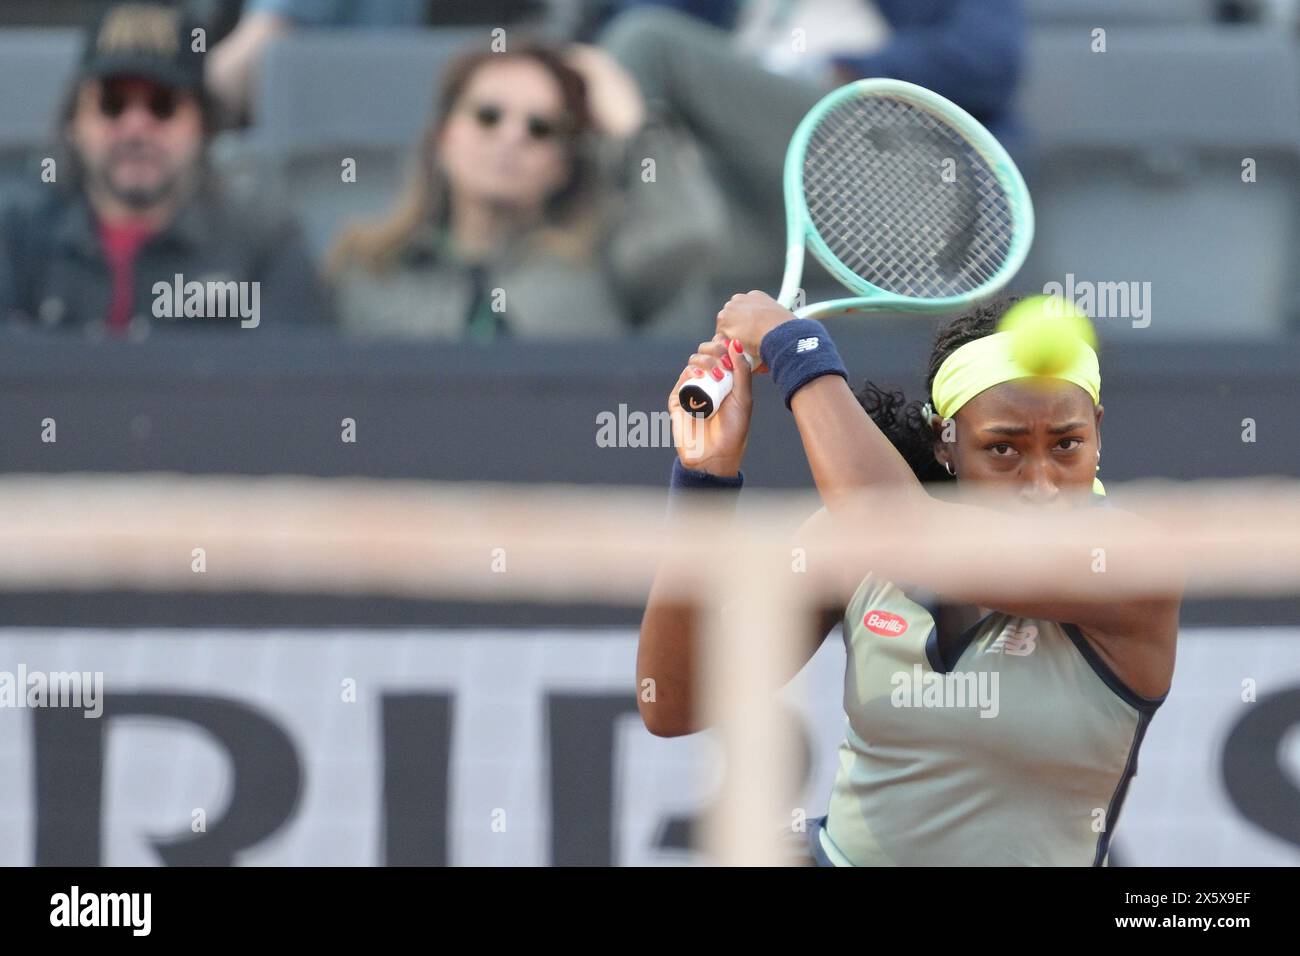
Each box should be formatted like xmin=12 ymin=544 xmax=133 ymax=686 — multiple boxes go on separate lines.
xmin=639 ymin=292 xmax=1183 ymax=866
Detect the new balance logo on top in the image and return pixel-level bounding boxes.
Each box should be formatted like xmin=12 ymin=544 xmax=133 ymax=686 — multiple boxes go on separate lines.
xmin=986 ymin=622 xmax=1037 ymax=656
xmin=795 ymin=336 xmax=820 ymax=353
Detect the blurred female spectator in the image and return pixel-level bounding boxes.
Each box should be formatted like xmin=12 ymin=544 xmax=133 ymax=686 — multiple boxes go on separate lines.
xmin=327 ymin=42 xmax=714 ymax=340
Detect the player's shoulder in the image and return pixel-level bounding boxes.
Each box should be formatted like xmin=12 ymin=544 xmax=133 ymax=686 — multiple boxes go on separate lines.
xmin=798 ymin=505 xmax=938 ymax=613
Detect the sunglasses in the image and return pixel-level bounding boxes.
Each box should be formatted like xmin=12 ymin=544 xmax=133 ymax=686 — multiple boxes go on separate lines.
xmin=97 ymin=82 xmax=182 ymax=122
xmin=467 ymin=102 xmax=569 ymax=142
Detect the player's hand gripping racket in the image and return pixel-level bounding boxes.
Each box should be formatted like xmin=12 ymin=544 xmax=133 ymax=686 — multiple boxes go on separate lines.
xmin=678 ymin=78 xmax=1034 ymax=418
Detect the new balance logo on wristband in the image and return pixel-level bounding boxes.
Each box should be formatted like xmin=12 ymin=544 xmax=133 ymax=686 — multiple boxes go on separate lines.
xmin=762 ymin=319 xmax=846 ymax=410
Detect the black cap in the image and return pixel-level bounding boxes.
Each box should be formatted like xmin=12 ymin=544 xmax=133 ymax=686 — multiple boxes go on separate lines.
xmin=79 ymin=3 xmax=205 ymax=92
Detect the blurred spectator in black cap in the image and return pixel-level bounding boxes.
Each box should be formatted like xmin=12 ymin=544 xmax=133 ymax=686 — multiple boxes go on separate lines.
xmin=0 ymin=2 xmax=331 ymax=336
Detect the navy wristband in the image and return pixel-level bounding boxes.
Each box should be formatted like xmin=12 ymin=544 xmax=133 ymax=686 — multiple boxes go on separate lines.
xmin=669 ymin=457 xmax=743 ymax=491
xmin=668 ymin=458 xmax=743 ymax=515
xmin=759 ymin=319 xmax=848 ymax=409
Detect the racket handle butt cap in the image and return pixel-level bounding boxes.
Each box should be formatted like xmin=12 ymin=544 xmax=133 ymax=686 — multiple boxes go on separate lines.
xmin=679 ymin=372 xmax=731 ymax=419
xmin=677 ymin=352 xmax=754 ymax=420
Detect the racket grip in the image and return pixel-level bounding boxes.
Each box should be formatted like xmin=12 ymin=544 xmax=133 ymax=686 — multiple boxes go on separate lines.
xmin=677 ymin=352 xmax=756 ymax=419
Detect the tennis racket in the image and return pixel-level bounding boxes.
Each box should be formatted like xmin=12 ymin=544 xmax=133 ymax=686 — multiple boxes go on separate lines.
xmin=678 ymin=78 xmax=1034 ymax=419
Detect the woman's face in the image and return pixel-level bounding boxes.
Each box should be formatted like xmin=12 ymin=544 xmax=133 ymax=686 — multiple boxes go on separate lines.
xmin=437 ymin=58 xmax=573 ymax=215
xmin=934 ymin=378 xmax=1104 ymax=510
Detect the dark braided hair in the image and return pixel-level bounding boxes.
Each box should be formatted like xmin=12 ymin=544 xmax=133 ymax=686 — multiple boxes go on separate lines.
xmin=854 ymin=293 xmax=1026 ymax=484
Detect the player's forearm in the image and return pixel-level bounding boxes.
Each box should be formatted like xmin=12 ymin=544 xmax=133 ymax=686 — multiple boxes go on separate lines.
xmin=790 ymin=375 xmax=926 ymax=506
xmin=637 ymin=578 xmax=701 ymax=737
xmin=639 ymin=570 xmax=841 ymax=737
xmin=636 ymin=459 xmax=742 ymax=737
xmin=750 ymin=317 xmax=926 ymax=509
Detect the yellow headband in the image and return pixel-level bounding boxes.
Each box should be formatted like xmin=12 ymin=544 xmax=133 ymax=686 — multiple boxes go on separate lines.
xmin=927 ymin=330 xmax=1105 ymax=496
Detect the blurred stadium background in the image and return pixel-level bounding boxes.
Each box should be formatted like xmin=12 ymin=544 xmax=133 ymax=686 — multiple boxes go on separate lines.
xmin=0 ymin=0 xmax=1298 ymax=866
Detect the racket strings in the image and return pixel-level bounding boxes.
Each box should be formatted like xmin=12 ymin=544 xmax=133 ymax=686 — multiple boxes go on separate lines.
xmin=802 ymin=95 xmax=1016 ymax=299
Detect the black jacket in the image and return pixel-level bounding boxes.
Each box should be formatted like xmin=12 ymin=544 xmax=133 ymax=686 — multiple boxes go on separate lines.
xmin=0 ymin=182 xmax=333 ymax=336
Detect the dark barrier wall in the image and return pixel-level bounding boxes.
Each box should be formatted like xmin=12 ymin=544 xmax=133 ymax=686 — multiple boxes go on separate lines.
xmin=0 ymin=325 xmax=1297 ymax=626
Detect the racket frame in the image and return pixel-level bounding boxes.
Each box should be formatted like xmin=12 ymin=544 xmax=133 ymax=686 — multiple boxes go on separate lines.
xmin=680 ymin=79 xmax=1034 ymax=418
xmin=780 ymin=77 xmax=1034 ymax=318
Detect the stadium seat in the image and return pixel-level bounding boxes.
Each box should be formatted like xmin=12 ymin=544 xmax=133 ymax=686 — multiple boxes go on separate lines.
xmin=1023 ymin=0 xmax=1216 ymax=23
xmin=249 ymin=28 xmax=484 ymax=153
xmin=236 ymin=27 xmax=483 ymax=258
xmin=1016 ymin=27 xmax=1300 ymax=338
xmin=1021 ymin=27 xmax=1299 ymax=151
xmin=0 ymin=28 xmax=81 ymax=185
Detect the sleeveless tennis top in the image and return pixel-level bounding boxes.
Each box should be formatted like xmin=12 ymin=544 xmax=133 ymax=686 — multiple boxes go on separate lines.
xmin=816 ymin=499 xmax=1166 ymax=866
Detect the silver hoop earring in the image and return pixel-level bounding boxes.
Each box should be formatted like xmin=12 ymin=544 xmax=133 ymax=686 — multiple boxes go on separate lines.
xmin=944 ymin=461 xmax=956 ymax=477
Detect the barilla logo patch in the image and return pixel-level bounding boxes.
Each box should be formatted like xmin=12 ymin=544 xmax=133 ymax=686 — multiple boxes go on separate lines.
xmin=864 ymin=610 xmax=908 ymax=637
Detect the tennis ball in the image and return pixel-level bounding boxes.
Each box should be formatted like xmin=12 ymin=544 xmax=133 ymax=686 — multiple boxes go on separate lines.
xmin=998 ymin=295 xmax=1097 ymax=375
